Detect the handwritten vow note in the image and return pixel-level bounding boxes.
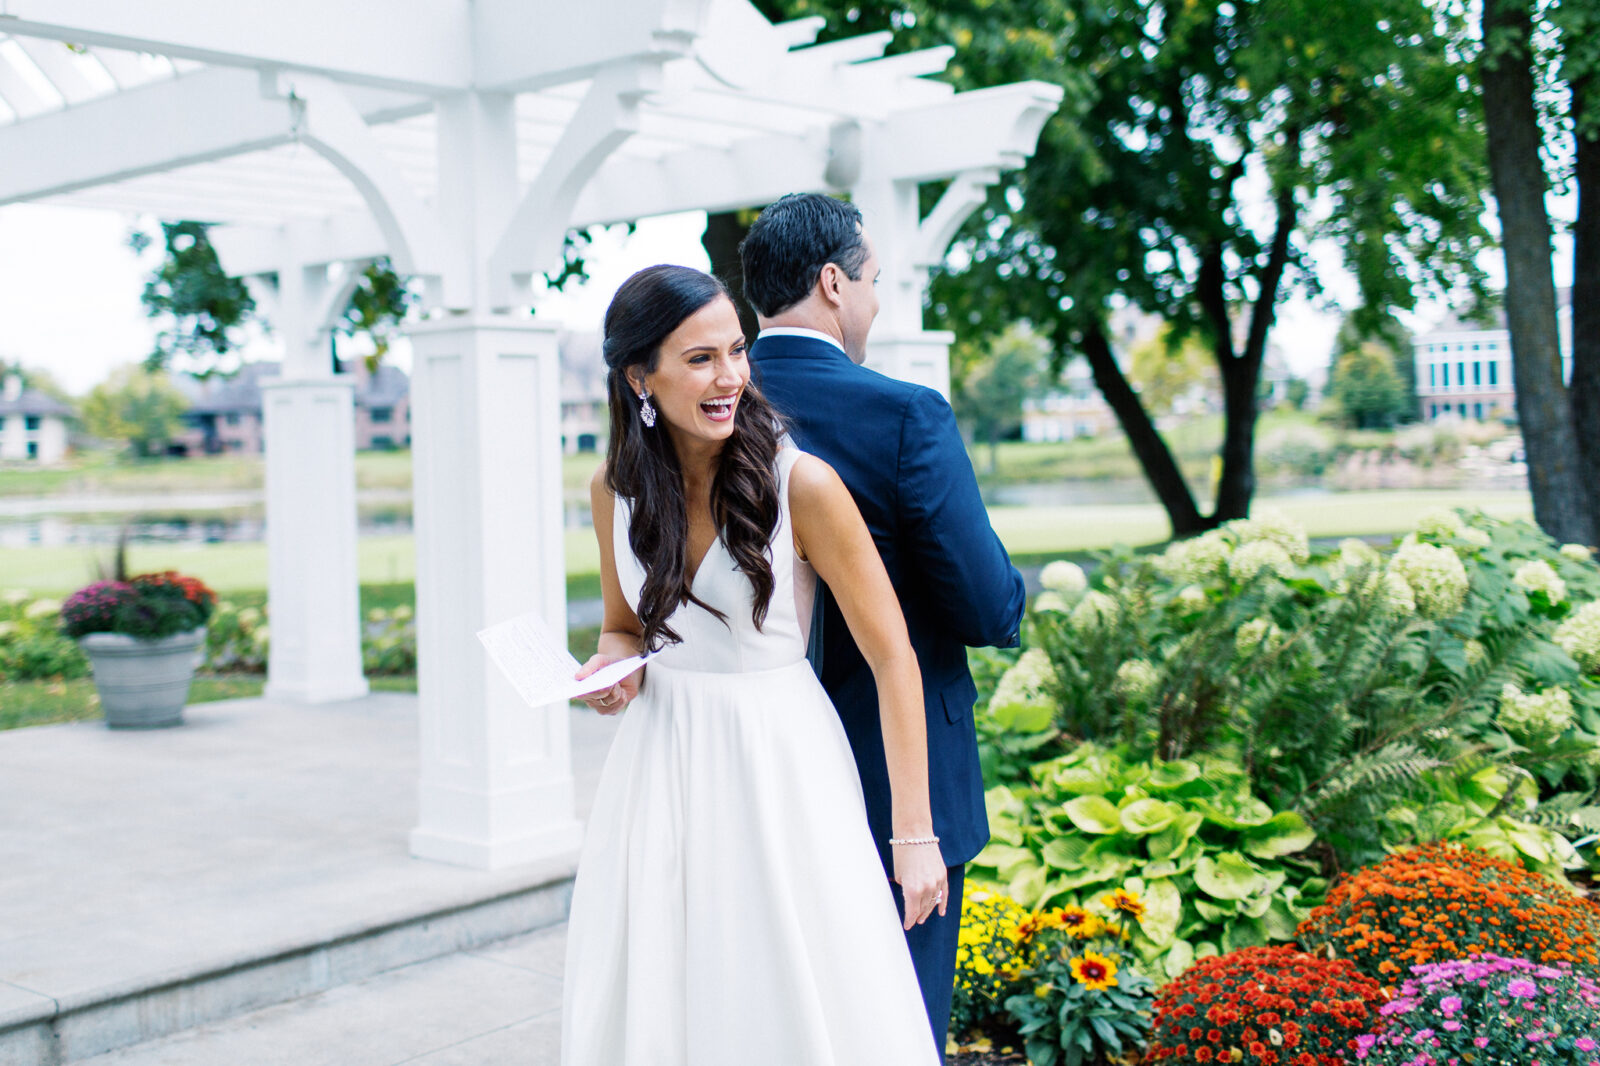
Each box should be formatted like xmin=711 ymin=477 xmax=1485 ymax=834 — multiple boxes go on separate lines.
xmin=477 ymin=611 xmax=651 ymax=707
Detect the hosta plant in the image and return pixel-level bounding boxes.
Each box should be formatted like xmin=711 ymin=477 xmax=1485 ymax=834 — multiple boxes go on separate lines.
xmin=971 ymin=742 xmax=1325 ymax=980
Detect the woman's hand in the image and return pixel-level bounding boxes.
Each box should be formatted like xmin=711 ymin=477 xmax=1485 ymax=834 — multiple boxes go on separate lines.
xmin=575 ymin=655 xmax=643 ymax=716
xmin=892 ymin=842 xmax=949 ymax=930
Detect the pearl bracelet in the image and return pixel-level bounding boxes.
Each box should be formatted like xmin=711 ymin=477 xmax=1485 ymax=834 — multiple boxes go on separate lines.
xmin=888 ymin=835 xmax=940 ymax=846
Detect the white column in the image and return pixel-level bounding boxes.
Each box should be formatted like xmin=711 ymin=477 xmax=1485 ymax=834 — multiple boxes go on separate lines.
xmin=261 ymin=375 xmax=369 ymax=703
xmin=853 ymin=175 xmax=955 ymax=398
xmin=261 ymin=260 xmax=369 ymax=703
xmin=406 ymin=314 xmax=582 ymax=870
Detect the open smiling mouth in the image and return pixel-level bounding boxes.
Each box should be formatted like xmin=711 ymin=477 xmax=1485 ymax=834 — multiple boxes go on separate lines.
xmin=700 ymin=395 xmax=738 ymax=422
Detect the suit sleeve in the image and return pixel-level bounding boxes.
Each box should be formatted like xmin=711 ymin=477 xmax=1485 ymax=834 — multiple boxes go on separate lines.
xmin=896 ymin=387 xmax=1026 ymax=649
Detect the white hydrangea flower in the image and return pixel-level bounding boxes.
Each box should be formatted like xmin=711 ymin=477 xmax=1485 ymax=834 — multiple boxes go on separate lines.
xmin=1111 ymin=659 xmax=1160 ymax=703
xmin=1496 ymin=683 xmax=1575 ymax=742
xmin=1175 ymin=584 xmax=1208 ymax=612
xmin=1373 ymin=572 xmax=1417 ymax=618
xmin=1039 ymin=560 xmax=1089 ymax=600
xmin=1554 ymin=601 xmax=1600 ymax=673
xmin=1157 ymin=530 xmax=1232 ymax=584
xmin=1338 ymin=538 xmax=1382 ymax=570
xmin=990 ymin=648 xmax=1057 ymax=715
xmin=1464 ymin=639 xmax=1487 ymax=667
xmin=1070 ymin=590 xmax=1120 ymax=634
xmin=2 ymin=589 xmax=29 ymax=606
xmin=1459 ymin=528 xmax=1491 ymax=549
xmin=1033 ymin=591 xmax=1070 ymax=614
xmin=1415 ymin=508 xmax=1466 ymax=541
xmin=1228 ymin=540 xmax=1295 ymax=582
xmin=1235 ymin=617 xmax=1285 ymax=656
xmin=1227 ymin=507 xmax=1310 ymax=564
xmin=1513 ymin=559 xmax=1568 ymax=604
xmin=1560 ymin=543 xmax=1595 ymax=564
xmin=22 ymin=598 xmax=61 ymax=620
xmin=0 ymin=621 xmax=17 ymax=640
xmin=1390 ymin=542 xmax=1469 ymax=619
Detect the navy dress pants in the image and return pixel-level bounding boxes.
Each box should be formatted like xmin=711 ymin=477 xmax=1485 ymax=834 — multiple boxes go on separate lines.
xmin=889 ymin=863 xmax=965 ymax=1062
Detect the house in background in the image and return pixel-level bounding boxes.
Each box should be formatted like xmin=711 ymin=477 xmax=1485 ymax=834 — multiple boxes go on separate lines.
xmin=559 ymin=331 xmax=607 ymax=454
xmin=1412 ymin=289 xmax=1573 ymax=423
xmin=0 ymin=373 xmax=72 ymax=462
xmin=170 ymin=361 xmax=412 ymax=455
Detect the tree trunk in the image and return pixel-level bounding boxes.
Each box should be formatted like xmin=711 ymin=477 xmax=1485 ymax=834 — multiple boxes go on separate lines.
xmin=1079 ymin=323 xmax=1207 ymax=536
xmin=1570 ymin=80 xmax=1600 ymax=545
xmin=1481 ymin=0 xmax=1593 ymax=544
xmin=701 ymin=210 xmax=759 ymax=345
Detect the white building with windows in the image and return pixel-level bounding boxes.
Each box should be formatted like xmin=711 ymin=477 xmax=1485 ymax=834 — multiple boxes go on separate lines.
xmin=0 ymin=373 xmax=72 ymax=462
xmin=1413 ymin=289 xmax=1573 ymax=422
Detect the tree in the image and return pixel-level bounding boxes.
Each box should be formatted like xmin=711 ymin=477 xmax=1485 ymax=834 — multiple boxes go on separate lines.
xmin=1329 ymin=342 xmax=1407 ymax=429
xmin=334 ymin=258 xmax=415 ymax=374
xmin=1334 ymin=311 xmax=1415 ymax=420
xmin=755 ymin=0 xmax=1491 ymax=537
xmin=952 ymin=323 xmax=1044 ymax=472
xmin=1126 ymin=325 xmax=1218 ymax=418
xmin=1472 ymin=1 xmax=1600 ymax=545
xmin=81 ymin=365 xmax=189 ymax=458
xmin=129 ymin=222 xmax=257 ymax=377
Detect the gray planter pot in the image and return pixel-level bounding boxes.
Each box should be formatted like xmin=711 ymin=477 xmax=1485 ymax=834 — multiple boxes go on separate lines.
xmin=77 ymin=628 xmax=206 ymax=729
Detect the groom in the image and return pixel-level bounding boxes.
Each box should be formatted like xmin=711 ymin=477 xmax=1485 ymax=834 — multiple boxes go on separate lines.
xmin=740 ymin=193 xmax=1026 ymax=1053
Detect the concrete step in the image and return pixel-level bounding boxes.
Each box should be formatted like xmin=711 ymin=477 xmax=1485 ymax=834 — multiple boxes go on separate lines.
xmin=70 ymin=925 xmax=569 ymax=1066
xmin=1 ymin=878 xmax=572 ymax=1066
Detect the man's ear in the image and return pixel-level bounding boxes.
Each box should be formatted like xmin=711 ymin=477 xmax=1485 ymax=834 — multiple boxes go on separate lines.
xmin=817 ymin=263 xmax=844 ymax=309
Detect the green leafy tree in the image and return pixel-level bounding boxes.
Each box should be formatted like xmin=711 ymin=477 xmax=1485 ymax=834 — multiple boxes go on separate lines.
xmin=334 ymin=258 xmax=415 ymax=373
xmin=952 ymin=323 xmax=1044 ymax=472
xmin=754 ymin=0 xmax=1491 ymax=537
xmin=129 ymin=222 xmax=257 ymax=377
xmin=1335 ymin=310 xmax=1415 ymax=420
xmin=1474 ymin=0 xmax=1600 ymax=545
xmin=1127 ymin=325 xmax=1218 ymax=417
xmin=1329 ymin=342 xmax=1407 ymax=429
xmin=81 ymin=365 xmax=189 ymax=458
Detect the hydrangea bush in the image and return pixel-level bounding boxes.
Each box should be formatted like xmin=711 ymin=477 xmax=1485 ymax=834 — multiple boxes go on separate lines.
xmin=0 ymin=590 xmax=89 ymax=681
xmin=1358 ymin=956 xmax=1600 ymax=1065
xmin=1145 ymin=945 xmax=1385 ymax=1065
xmin=993 ymin=508 xmax=1600 ymax=871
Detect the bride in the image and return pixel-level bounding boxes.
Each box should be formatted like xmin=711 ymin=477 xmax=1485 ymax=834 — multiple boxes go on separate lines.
xmin=560 ymin=264 xmax=946 ymax=1065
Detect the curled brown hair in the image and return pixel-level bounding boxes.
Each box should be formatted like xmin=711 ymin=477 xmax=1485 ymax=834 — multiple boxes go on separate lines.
xmin=601 ymin=265 xmax=786 ymax=652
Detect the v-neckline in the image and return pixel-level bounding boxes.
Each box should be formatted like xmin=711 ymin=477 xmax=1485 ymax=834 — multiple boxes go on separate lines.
xmin=686 ymin=534 xmax=721 ymax=590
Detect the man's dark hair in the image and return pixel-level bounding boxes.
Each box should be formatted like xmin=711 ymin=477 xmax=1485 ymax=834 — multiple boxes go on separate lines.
xmin=738 ymin=193 xmax=870 ymax=318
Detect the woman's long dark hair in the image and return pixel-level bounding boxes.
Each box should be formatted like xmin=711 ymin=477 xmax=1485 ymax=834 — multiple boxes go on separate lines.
xmin=602 ymin=264 xmax=786 ymax=652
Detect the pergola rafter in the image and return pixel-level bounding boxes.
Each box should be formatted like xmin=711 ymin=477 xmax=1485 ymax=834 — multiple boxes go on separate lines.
xmin=0 ymin=0 xmax=1061 ymax=872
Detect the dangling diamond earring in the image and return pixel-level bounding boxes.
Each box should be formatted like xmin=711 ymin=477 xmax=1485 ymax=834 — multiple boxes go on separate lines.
xmin=638 ymin=391 xmax=657 ymax=428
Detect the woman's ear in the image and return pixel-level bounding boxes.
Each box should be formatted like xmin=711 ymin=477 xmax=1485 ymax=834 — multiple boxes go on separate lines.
xmin=624 ymin=366 xmax=647 ymax=396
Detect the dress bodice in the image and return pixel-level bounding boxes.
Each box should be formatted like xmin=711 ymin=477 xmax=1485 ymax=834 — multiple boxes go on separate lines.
xmin=612 ymin=447 xmax=815 ymax=674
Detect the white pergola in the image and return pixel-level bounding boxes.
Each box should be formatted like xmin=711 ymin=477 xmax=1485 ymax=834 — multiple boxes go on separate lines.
xmin=1 ymin=1 xmax=1060 ymax=870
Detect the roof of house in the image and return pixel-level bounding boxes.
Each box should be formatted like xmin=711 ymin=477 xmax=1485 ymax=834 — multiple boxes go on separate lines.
xmin=0 ymin=387 xmax=73 ymax=417
xmin=174 ymin=360 xmax=411 ymax=414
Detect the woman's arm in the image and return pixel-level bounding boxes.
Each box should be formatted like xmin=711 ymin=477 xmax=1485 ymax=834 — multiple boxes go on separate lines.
xmin=788 ymin=453 xmax=947 ymax=928
xmin=575 ymin=464 xmax=646 ymax=715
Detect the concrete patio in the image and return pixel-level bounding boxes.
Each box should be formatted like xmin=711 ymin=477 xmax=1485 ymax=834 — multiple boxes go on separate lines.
xmin=0 ymin=693 xmax=619 ymax=1065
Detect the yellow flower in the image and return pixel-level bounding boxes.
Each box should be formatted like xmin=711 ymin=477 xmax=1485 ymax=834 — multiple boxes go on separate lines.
xmin=1102 ymin=888 xmax=1146 ymax=922
xmin=1055 ymin=905 xmax=1101 ymax=938
xmin=1068 ymin=950 xmax=1119 ymax=991
xmin=1034 ymin=983 xmax=1053 ymax=998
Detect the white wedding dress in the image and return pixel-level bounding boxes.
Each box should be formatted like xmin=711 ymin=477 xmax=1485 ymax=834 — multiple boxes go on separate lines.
xmin=561 ymin=447 xmax=941 ymax=1066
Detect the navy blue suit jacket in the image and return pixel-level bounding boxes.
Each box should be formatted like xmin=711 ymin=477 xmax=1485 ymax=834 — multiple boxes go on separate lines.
xmin=752 ymin=334 xmax=1026 ymax=869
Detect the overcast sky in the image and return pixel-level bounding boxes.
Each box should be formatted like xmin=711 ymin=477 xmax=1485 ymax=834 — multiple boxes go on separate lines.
xmin=0 ymin=198 xmax=1517 ymax=398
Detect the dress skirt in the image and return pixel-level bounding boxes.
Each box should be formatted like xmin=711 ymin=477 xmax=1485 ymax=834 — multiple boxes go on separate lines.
xmin=561 ymin=659 xmax=941 ymax=1066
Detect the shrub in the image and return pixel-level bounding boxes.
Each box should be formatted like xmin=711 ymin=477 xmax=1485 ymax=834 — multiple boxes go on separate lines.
xmin=1146 ymin=945 xmax=1384 ymax=1065
xmin=952 ymin=889 xmax=1030 ymax=1042
xmin=0 ymin=591 xmax=89 ymax=681
xmin=203 ymin=601 xmax=269 ymax=673
xmin=971 ymin=742 xmax=1325 ymax=980
xmin=1358 ymin=955 xmax=1600 ymax=1064
xmin=1004 ymin=898 xmax=1155 ymax=1066
xmin=60 ymin=571 xmax=215 ymax=640
xmin=363 ymin=606 xmax=416 ymax=675
xmin=1296 ymin=843 xmax=1600 ymax=983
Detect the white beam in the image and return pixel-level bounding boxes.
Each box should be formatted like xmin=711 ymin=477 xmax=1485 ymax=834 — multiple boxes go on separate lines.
xmin=0 ymin=2 xmax=471 ymax=93
xmin=0 ymin=66 xmax=427 ymax=205
xmin=14 ymin=37 xmax=101 ymax=104
xmin=864 ymin=81 xmax=1064 ymax=184
xmin=472 ymin=0 xmax=712 ymax=94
